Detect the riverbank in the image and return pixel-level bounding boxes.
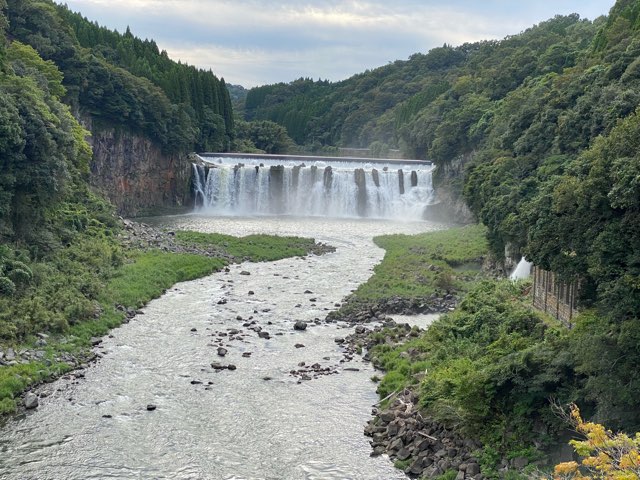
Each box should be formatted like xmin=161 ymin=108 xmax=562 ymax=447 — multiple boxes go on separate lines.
xmin=0 ymin=220 xmax=334 ymax=418
xmin=328 ymin=224 xmax=488 ymax=322
xmin=0 ymin=215 xmax=426 ymax=479
xmin=329 ymin=225 xmax=578 ymax=478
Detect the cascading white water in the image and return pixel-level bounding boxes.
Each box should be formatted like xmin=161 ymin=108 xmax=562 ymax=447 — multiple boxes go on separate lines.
xmin=510 ymin=257 xmax=533 ymax=280
xmin=193 ymin=157 xmax=435 ymax=219
xmin=192 ymin=164 xmax=206 ymax=207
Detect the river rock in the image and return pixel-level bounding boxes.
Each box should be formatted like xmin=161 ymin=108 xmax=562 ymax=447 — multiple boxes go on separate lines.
xmin=258 ymin=331 xmax=270 ymax=339
xmin=146 ymin=404 xmax=157 ymax=411
xmin=397 ymin=447 xmax=411 ymax=461
xmin=294 ymin=344 xmax=305 ymax=348
xmin=379 ymin=411 xmax=396 ymax=423
xmin=90 ymin=337 xmax=102 ymax=346
xmin=511 ymin=457 xmax=529 ymax=469
xmin=240 ymin=271 xmax=251 ymax=276
xmin=294 ymin=321 xmax=307 ymax=331
xmin=227 ymin=364 xmax=237 ymax=371
xmin=24 ymin=392 xmax=39 ymax=409
xmin=466 ymin=463 xmax=480 ymax=475
xmin=217 ymin=347 xmax=228 ymax=357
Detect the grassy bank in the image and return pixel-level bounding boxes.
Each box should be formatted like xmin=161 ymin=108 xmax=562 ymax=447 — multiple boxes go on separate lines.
xmin=342 ymin=225 xmax=585 ymax=474
xmin=335 ymin=224 xmax=488 ymax=317
xmin=371 ymin=282 xmax=576 ymax=470
xmin=0 ymin=229 xmax=326 ymax=416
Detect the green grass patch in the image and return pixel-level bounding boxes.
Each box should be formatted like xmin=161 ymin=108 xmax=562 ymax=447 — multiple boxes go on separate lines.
xmin=394 ymin=458 xmax=412 ymax=470
xmin=175 ymin=231 xmax=318 ymax=262
xmin=339 ymin=224 xmax=487 ymax=313
xmin=102 ymin=251 xmax=226 ymax=309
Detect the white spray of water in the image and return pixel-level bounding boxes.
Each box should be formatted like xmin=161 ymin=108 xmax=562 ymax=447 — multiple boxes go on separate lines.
xmin=510 ymin=257 xmax=533 ymax=280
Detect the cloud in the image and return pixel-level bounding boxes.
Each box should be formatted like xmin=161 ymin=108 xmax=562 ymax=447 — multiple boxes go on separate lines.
xmin=58 ymin=0 xmax=614 ymax=87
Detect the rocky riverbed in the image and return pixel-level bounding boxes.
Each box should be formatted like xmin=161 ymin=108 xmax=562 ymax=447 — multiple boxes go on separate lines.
xmin=0 ymin=215 xmax=438 ymax=479
xmin=0 ymin=219 xmax=336 ymax=418
xmin=329 ymin=309 xmax=487 ymax=479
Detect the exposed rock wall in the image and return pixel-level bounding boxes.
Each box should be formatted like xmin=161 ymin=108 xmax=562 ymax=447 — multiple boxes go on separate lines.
xmin=424 ymin=154 xmax=475 ymax=225
xmin=82 ymin=115 xmax=193 ymax=217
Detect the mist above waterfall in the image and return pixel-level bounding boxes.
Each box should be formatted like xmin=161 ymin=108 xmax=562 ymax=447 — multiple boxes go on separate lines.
xmin=193 ymin=156 xmax=435 ymax=220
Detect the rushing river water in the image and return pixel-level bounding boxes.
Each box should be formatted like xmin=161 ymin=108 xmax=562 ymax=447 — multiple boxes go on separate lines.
xmin=0 ymin=215 xmax=442 ymax=480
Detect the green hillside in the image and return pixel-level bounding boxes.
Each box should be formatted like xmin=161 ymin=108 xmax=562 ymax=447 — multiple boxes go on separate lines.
xmin=6 ymin=0 xmax=234 ymax=152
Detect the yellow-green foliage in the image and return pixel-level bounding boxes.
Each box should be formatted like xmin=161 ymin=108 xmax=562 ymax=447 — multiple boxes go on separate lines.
xmin=553 ymin=404 xmax=640 ymax=480
xmin=6 ymin=41 xmax=65 ymax=98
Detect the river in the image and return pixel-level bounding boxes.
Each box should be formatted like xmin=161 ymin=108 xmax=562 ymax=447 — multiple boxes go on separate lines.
xmin=0 ymin=215 xmax=441 ymax=480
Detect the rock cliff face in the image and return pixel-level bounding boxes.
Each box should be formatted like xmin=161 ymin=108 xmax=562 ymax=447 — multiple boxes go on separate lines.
xmin=424 ymin=154 xmax=475 ymax=225
xmin=83 ymin=116 xmax=193 ymax=217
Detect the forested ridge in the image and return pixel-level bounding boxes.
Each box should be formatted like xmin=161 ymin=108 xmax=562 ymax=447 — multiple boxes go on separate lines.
xmin=246 ymin=1 xmax=640 ymax=330
xmin=5 ymin=0 xmax=234 ymax=153
xmin=0 ymin=0 xmax=239 ymax=347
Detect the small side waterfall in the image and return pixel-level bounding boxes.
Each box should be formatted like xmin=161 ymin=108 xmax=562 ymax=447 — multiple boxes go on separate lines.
xmin=192 ymin=164 xmax=206 ymax=207
xmin=510 ymin=257 xmax=533 ymax=280
xmin=192 ymin=156 xmax=435 ymax=220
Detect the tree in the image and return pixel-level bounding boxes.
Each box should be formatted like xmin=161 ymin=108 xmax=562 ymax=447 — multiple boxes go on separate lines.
xmin=553 ymin=404 xmax=640 ymax=480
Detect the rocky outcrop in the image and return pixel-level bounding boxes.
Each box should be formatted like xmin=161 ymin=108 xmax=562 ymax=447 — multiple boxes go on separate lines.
xmin=326 ymin=294 xmax=458 ymax=323
xmin=81 ymin=115 xmax=193 ymax=217
xmin=366 ymin=390 xmax=482 ymax=479
xmin=424 ymin=154 xmax=475 ymax=225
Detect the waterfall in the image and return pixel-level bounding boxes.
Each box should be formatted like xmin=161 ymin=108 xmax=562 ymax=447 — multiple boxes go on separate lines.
xmin=192 ymin=163 xmax=206 ymax=207
xmin=192 ymin=156 xmax=435 ymax=219
xmin=510 ymin=257 xmax=533 ymax=280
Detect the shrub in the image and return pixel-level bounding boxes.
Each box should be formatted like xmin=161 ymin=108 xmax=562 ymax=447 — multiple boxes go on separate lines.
xmin=0 ymin=277 xmax=16 ymax=296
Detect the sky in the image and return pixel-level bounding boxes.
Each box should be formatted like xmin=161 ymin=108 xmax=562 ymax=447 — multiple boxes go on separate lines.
xmin=57 ymin=0 xmax=616 ymax=88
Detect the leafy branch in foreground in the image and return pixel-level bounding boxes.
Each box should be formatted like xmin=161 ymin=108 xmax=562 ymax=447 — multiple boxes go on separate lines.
xmin=553 ymin=404 xmax=640 ymax=480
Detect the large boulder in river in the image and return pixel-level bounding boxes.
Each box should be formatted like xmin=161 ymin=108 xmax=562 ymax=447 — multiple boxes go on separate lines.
xmin=24 ymin=392 xmax=39 ymax=409
xmin=294 ymin=321 xmax=307 ymax=331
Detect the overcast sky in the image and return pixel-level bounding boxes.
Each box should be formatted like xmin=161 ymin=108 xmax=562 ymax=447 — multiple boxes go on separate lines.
xmin=57 ymin=0 xmax=615 ymax=88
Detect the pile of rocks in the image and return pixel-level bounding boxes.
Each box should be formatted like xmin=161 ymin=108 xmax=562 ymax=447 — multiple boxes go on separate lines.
xmin=366 ymin=390 xmax=482 ymax=479
xmin=376 ymin=294 xmax=458 ymax=315
xmin=328 ymin=294 xmax=457 ymax=324
xmin=119 ymin=218 xmax=336 ymax=259
xmin=119 ymin=219 xmax=233 ymax=259
xmin=289 ymin=361 xmax=339 ymax=382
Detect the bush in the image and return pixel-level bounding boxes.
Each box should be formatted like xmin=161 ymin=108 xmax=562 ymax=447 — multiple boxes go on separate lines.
xmin=0 ymin=277 xmax=16 ymax=296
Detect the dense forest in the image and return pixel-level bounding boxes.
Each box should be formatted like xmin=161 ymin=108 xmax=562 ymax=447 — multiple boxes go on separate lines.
xmin=5 ymin=0 xmax=234 ymax=153
xmin=0 ymin=0 xmax=122 ymax=341
xmin=245 ymin=0 xmax=640 ymax=433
